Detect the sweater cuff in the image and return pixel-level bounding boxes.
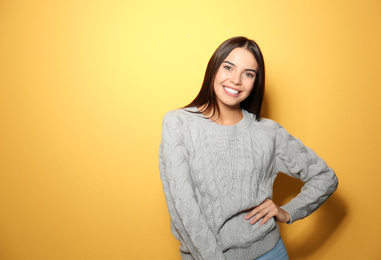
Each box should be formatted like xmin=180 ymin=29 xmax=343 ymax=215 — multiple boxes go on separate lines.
xmin=280 ymin=200 xmax=307 ymax=224
xmin=180 ymin=252 xmax=194 ymax=260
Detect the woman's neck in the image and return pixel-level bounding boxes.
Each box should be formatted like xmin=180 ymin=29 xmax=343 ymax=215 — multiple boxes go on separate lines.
xmin=199 ymin=104 xmax=243 ymax=126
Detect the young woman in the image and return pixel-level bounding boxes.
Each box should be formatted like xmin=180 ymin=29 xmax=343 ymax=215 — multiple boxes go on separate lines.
xmin=159 ymin=36 xmax=338 ymax=260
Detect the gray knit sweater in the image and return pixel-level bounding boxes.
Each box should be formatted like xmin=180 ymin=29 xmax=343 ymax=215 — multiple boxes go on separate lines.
xmin=159 ymin=107 xmax=338 ymax=260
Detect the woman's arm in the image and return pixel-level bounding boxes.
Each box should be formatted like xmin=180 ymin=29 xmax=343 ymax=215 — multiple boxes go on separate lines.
xmin=159 ymin=112 xmax=225 ymax=260
xmin=274 ymin=124 xmax=338 ymax=223
xmin=245 ymin=123 xmax=338 ymax=225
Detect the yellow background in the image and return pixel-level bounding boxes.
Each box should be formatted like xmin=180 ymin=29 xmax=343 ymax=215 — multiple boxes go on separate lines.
xmin=1 ymin=0 xmax=380 ymax=259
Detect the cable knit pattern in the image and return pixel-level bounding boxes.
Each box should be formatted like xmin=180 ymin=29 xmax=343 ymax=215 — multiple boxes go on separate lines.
xmin=159 ymin=107 xmax=338 ymax=260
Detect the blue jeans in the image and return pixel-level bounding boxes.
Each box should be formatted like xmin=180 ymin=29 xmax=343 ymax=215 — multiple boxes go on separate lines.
xmin=255 ymin=238 xmax=289 ymax=260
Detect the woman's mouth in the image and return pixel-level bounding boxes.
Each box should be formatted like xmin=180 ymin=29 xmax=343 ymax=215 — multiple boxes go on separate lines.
xmin=223 ymin=86 xmax=241 ymax=96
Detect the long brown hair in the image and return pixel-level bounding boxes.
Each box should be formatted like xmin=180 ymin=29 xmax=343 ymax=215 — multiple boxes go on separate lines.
xmin=185 ymin=36 xmax=265 ymax=120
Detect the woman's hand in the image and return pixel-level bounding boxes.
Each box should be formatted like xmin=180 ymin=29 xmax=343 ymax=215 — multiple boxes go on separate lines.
xmin=244 ymin=199 xmax=291 ymax=225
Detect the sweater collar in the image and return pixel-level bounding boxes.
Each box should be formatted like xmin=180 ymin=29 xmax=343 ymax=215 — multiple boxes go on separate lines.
xmin=184 ymin=107 xmax=253 ymax=134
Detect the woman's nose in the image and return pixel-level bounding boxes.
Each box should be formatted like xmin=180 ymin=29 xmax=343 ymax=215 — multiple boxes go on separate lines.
xmin=230 ymin=72 xmax=242 ymax=85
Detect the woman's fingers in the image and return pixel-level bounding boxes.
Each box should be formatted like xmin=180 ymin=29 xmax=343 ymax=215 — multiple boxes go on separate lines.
xmin=258 ymin=204 xmax=278 ymax=225
xmin=244 ymin=199 xmax=270 ymax=218
xmin=250 ymin=200 xmax=276 ymax=225
xmin=244 ymin=199 xmax=271 ymax=224
xmin=244 ymin=199 xmax=290 ymax=225
xmin=244 ymin=200 xmax=271 ymax=224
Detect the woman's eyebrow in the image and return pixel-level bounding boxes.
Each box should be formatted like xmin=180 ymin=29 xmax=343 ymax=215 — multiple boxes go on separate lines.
xmin=223 ymin=60 xmax=257 ymax=73
xmin=223 ymin=61 xmax=236 ymax=67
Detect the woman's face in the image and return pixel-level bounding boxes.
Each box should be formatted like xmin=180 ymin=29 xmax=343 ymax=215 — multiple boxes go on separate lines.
xmin=213 ymin=47 xmax=258 ymax=111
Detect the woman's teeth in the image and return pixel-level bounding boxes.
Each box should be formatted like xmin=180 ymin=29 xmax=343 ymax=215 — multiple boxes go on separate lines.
xmin=224 ymin=87 xmax=239 ymax=94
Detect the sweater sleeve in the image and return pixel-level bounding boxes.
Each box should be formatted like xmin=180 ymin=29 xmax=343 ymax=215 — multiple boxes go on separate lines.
xmin=159 ymin=112 xmax=225 ymax=260
xmin=274 ymin=124 xmax=338 ymax=224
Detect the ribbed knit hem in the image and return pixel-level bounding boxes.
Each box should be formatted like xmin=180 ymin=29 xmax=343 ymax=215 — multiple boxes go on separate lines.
xmin=179 ymin=227 xmax=281 ymax=260
xmin=224 ymin=227 xmax=281 ymax=260
xmin=281 ymin=200 xmax=307 ymax=224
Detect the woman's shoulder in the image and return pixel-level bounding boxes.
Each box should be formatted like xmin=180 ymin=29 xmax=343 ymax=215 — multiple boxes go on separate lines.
xmin=162 ymin=107 xmax=201 ymax=127
xmin=253 ymin=116 xmax=297 ymax=143
xmin=249 ymin=114 xmax=282 ymax=131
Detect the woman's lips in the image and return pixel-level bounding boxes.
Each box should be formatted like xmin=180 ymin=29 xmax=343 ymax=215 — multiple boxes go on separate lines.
xmin=223 ymin=86 xmax=241 ymax=96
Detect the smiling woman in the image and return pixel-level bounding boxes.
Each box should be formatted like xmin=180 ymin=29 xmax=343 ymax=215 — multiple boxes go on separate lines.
xmin=212 ymin=48 xmax=258 ymax=121
xmin=159 ymin=36 xmax=338 ymax=260
xmin=184 ymin=37 xmax=265 ymax=124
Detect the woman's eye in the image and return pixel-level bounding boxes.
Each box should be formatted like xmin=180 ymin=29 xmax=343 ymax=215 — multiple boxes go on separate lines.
xmin=244 ymin=72 xmax=254 ymax=78
xmin=223 ymin=65 xmax=232 ymax=71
